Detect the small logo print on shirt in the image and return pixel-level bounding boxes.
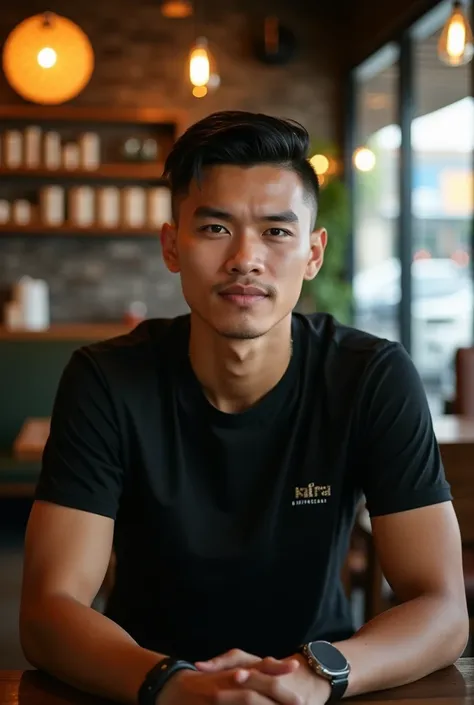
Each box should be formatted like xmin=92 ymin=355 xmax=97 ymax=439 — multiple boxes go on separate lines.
xmin=292 ymin=483 xmax=331 ymax=506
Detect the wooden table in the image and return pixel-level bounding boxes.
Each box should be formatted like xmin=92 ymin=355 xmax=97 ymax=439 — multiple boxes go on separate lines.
xmin=434 ymin=415 xmax=474 ymax=446
xmin=1 ymin=660 xmax=474 ymax=704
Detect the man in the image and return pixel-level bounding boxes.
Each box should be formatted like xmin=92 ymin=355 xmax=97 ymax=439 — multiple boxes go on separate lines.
xmin=20 ymin=111 xmax=468 ymax=705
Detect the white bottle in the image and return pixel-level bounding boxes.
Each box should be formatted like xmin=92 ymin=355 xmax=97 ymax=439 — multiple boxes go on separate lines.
xmin=44 ymin=132 xmax=62 ymax=170
xmin=4 ymin=130 xmax=23 ymax=168
xmin=63 ymin=143 xmax=80 ymax=170
xmin=14 ymin=277 xmax=50 ymax=331
xmin=122 ymin=187 xmax=146 ymax=228
xmin=24 ymin=126 xmax=42 ymax=168
xmin=12 ymin=200 xmax=31 ymax=225
xmin=69 ymin=187 xmax=95 ymax=227
xmin=40 ymin=186 xmax=65 ymax=226
xmin=79 ymin=132 xmax=100 ymax=170
xmin=97 ymin=187 xmax=120 ymax=228
xmin=147 ymin=187 xmax=172 ymax=228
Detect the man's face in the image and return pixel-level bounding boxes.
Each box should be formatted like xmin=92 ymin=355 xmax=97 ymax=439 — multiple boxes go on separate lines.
xmin=161 ymin=164 xmax=326 ymax=340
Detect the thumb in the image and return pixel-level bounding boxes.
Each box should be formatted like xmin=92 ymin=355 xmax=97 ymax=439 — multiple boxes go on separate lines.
xmin=255 ymin=657 xmax=300 ymax=676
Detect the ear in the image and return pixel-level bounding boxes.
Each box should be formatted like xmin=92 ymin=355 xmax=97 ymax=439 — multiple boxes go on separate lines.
xmin=160 ymin=222 xmax=180 ymax=274
xmin=304 ymin=228 xmax=327 ymax=281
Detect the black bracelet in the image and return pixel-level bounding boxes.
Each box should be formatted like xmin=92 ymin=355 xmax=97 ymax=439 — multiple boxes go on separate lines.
xmin=138 ymin=657 xmax=198 ymax=705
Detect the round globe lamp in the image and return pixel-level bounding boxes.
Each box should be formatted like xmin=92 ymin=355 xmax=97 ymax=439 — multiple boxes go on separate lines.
xmin=2 ymin=13 xmax=94 ymax=105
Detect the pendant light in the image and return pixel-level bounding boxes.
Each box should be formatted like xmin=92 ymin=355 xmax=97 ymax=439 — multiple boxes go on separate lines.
xmin=438 ymin=0 xmax=473 ymax=66
xmin=161 ymin=0 xmax=193 ymax=18
xmin=2 ymin=12 xmax=94 ymax=105
xmin=187 ymin=0 xmax=219 ymax=97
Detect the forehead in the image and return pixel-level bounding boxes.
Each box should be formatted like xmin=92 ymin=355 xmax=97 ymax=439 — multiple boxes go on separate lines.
xmin=184 ymin=164 xmax=309 ymax=215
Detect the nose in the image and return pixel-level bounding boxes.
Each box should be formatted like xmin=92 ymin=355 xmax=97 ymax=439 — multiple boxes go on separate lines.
xmin=224 ymin=234 xmax=265 ymax=276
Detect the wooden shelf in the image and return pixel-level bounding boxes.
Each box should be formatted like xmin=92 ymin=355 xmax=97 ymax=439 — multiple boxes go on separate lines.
xmin=0 ymin=323 xmax=134 ymax=341
xmin=0 ymin=163 xmax=166 ymax=180
xmin=0 ymin=104 xmax=186 ymax=132
xmin=0 ymin=224 xmax=160 ymax=236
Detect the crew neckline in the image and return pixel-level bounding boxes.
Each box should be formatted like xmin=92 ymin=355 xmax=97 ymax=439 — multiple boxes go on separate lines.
xmin=172 ymin=315 xmax=301 ymax=429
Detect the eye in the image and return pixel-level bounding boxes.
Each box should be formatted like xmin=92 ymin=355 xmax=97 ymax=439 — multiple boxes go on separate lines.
xmin=198 ymin=224 xmax=229 ymax=235
xmin=265 ymin=228 xmax=292 ymax=238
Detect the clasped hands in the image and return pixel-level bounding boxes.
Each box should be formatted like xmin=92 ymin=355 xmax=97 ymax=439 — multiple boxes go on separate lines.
xmin=158 ymin=648 xmax=331 ymax=705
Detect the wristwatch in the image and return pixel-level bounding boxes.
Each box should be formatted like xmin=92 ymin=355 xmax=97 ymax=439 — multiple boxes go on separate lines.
xmin=301 ymin=641 xmax=350 ymax=702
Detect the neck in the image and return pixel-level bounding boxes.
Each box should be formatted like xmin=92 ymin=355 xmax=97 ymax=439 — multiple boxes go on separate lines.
xmin=188 ymin=314 xmax=293 ymax=414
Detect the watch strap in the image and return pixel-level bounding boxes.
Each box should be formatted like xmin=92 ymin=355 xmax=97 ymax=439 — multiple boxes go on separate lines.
xmin=327 ymin=673 xmax=349 ymax=702
xmin=138 ymin=657 xmax=198 ymax=705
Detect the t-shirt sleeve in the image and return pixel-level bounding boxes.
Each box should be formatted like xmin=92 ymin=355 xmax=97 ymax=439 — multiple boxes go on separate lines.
xmin=356 ymin=342 xmax=452 ymax=517
xmin=35 ymin=348 xmax=124 ymax=519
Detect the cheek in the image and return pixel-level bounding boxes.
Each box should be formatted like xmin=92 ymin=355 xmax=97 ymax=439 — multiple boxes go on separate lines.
xmin=178 ymin=240 xmax=222 ymax=281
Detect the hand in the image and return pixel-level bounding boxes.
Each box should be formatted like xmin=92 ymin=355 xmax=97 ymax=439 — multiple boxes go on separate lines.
xmin=157 ymin=662 xmax=303 ymax=705
xmin=196 ymin=650 xmax=331 ymax=705
xmin=196 ymin=648 xmax=300 ymax=677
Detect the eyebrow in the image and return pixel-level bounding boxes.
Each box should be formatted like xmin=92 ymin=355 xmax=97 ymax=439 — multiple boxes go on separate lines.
xmin=193 ymin=206 xmax=299 ymax=223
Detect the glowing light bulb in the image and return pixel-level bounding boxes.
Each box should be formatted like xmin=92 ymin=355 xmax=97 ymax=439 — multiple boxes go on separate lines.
xmin=353 ymin=147 xmax=376 ymax=172
xmin=438 ymin=1 xmax=473 ymax=66
xmin=310 ymin=154 xmax=330 ymax=175
xmin=189 ymin=38 xmax=210 ymax=87
xmin=37 ymin=46 xmax=57 ymax=68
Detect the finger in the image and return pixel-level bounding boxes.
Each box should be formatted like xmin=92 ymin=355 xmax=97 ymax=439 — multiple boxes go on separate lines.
xmin=232 ymin=671 xmax=302 ymax=705
xmin=196 ymin=649 xmax=260 ymax=671
xmin=251 ymin=657 xmax=300 ymax=676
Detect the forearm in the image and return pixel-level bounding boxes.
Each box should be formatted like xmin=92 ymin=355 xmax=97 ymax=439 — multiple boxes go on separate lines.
xmin=334 ymin=593 xmax=468 ymax=697
xmin=21 ymin=594 xmax=165 ymax=704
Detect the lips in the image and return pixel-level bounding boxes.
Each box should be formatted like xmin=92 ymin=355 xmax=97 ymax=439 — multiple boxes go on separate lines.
xmin=219 ymin=285 xmax=268 ymax=296
xmin=218 ymin=284 xmax=269 ymax=307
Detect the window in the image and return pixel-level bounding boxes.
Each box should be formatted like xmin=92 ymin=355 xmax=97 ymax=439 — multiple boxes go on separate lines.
xmin=411 ymin=1 xmax=473 ymax=412
xmin=352 ymin=46 xmax=401 ymax=343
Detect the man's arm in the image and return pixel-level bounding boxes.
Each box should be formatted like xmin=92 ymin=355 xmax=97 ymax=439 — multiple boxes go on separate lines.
xmin=332 ymin=501 xmax=468 ymax=696
xmin=20 ymin=500 xmax=167 ymax=705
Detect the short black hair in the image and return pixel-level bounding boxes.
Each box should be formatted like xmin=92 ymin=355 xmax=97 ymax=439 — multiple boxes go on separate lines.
xmin=163 ymin=110 xmax=320 ymax=227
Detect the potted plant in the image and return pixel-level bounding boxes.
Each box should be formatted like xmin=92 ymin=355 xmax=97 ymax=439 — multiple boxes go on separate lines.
xmin=298 ymin=146 xmax=352 ymax=324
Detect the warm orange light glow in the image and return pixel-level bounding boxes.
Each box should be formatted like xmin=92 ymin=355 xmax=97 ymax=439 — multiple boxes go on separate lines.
xmin=161 ymin=0 xmax=193 ymax=17
xmin=438 ymin=1 xmax=473 ymax=66
xmin=2 ymin=13 xmax=94 ymax=105
xmin=310 ymin=154 xmax=330 ymax=175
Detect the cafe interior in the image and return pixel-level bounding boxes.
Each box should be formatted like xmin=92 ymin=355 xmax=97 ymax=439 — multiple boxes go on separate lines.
xmin=0 ymin=0 xmax=473 ymax=675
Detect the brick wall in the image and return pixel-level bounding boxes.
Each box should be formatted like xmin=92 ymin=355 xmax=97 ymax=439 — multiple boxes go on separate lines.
xmin=0 ymin=0 xmax=345 ymax=322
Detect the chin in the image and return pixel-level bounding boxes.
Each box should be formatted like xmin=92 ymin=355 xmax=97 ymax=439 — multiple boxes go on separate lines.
xmin=211 ymin=314 xmax=270 ymax=340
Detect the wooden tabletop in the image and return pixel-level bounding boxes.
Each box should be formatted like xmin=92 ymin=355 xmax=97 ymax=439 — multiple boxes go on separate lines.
xmin=1 ymin=660 xmax=474 ymax=704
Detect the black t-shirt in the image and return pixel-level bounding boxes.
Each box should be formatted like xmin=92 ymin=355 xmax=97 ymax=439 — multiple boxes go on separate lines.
xmin=35 ymin=313 xmax=451 ymax=662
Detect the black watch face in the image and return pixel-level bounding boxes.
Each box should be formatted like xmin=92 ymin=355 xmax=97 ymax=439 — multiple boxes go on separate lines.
xmin=309 ymin=642 xmax=348 ymax=673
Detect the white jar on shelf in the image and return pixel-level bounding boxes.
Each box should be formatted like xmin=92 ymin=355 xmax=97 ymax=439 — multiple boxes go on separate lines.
xmin=40 ymin=186 xmax=65 ymax=226
xmin=12 ymin=200 xmax=32 ymax=225
xmin=69 ymin=186 xmax=95 ymax=227
xmin=97 ymin=187 xmax=120 ymax=228
xmin=44 ymin=132 xmax=62 ymax=170
xmin=63 ymin=142 xmax=80 ymax=170
xmin=4 ymin=130 xmax=23 ymax=168
xmin=79 ymin=132 xmax=100 ymax=170
xmin=24 ymin=126 xmax=42 ymax=168
xmin=147 ymin=187 xmax=172 ymax=228
xmin=13 ymin=277 xmax=50 ymax=331
xmin=122 ymin=187 xmax=146 ymax=228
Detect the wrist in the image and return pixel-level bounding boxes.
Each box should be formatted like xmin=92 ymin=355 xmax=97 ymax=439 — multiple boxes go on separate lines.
xmin=155 ymin=669 xmax=196 ymax=705
xmin=289 ymin=654 xmax=332 ymax=703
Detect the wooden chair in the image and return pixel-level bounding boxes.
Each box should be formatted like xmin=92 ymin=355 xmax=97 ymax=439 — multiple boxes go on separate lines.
xmin=453 ymin=348 xmax=474 ymax=416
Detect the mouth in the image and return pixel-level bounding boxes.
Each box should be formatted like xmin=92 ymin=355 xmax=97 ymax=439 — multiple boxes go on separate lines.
xmin=218 ymin=285 xmax=269 ymax=307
